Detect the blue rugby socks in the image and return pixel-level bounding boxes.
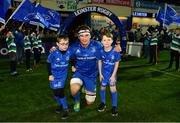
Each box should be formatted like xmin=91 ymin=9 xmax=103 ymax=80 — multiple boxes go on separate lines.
xmin=74 ymin=92 xmax=80 ymax=104
xmin=60 ymin=97 xmax=68 ymax=109
xmin=100 ymin=89 xmax=105 ymax=104
xmin=111 ymin=91 xmax=117 ymax=107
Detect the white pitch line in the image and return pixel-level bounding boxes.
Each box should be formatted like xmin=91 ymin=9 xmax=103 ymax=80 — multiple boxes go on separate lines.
xmin=150 ymin=68 xmax=180 ymax=78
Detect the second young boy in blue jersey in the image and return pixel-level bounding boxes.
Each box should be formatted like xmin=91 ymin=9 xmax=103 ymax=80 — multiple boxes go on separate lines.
xmin=97 ymin=32 xmax=121 ymax=116
xmin=47 ymin=35 xmax=71 ymax=119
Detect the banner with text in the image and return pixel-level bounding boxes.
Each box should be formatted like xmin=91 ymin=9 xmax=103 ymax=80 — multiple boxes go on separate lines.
xmin=92 ymin=0 xmax=131 ymax=7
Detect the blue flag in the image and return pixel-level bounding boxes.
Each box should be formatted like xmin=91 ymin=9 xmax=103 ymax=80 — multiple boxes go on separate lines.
xmin=35 ymin=4 xmax=61 ymax=31
xmin=0 ymin=0 xmax=11 ymax=24
xmin=156 ymin=4 xmax=180 ymax=25
xmin=156 ymin=7 xmax=165 ymax=24
xmin=165 ymin=5 xmax=176 ymax=24
xmin=12 ymin=0 xmax=35 ymax=22
xmin=166 ymin=5 xmax=180 ymax=24
xmin=24 ymin=12 xmax=49 ymax=28
xmin=172 ymin=16 xmax=180 ymax=24
xmin=11 ymin=0 xmax=49 ymax=28
xmin=166 ymin=5 xmax=177 ymax=17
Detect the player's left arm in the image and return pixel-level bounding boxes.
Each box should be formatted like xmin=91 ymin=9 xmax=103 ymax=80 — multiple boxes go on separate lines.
xmin=98 ymin=60 xmax=104 ymax=82
xmin=69 ymin=46 xmax=76 ymax=72
xmin=47 ymin=53 xmax=54 ymax=81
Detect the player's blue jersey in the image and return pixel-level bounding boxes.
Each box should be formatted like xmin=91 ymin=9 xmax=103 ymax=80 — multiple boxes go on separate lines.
xmin=70 ymin=39 xmax=102 ymax=78
xmin=47 ymin=49 xmax=72 ymax=79
xmin=98 ymin=47 xmax=121 ymax=78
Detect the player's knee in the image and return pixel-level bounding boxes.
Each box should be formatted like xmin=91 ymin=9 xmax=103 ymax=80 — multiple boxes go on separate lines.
xmin=85 ymin=94 xmax=96 ymax=105
xmin=54 ymin=88 xmax=64 ymax=98
xmin=71 ymin=89 xmax=78 ymax=96
xmin=100 ymin=86 xmax=106 ymax=90
xmin=70 ymin=78 xmax=82 ymax=96
xmin=110 ymin=86 xmax=116 ymax=92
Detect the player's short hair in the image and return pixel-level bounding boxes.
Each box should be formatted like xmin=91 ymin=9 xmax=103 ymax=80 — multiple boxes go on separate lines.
xmin=77 ymin=25 xmax=91 ymax=32
xmin=102 ymin=31 xmax=113 ymax=39
xmin=57 ymin=34 xmax=69 ymax=43
xmin=77 ymin=25 xmax=91 ymax=36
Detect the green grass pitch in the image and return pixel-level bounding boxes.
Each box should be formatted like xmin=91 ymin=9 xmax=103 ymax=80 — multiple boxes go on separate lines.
xmin=0 ymin=50 xmax=180 ymax=122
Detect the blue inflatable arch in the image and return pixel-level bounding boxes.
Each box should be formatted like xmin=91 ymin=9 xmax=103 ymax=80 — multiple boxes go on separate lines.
xmin=60 ymin=6 xmax=127 ymax=53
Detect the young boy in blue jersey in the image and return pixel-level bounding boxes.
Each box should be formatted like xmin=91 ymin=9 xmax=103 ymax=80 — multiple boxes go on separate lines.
xmin=47 ymin=35 xmax=71 ymax=119
xmin=97 ymin=32 xmax=120 ymax=116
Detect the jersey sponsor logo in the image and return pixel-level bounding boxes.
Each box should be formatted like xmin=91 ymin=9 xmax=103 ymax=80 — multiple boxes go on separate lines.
xmin=103 ymin=61 xmax=115 ymax=65
xmin=54 ymin=63 xmax=68 ymax=67
xmin=77 ymin=56 xmax=96 ymax=60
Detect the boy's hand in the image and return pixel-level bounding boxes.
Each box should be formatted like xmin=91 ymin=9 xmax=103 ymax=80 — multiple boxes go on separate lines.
xmin=110 ymin=75 xmax=116 ymax=83
xmin=49 ymin=75 xmax=54 ymax=81
xmin=49 ymin=46 xmax=56 ymax=53
xmin=99 ymin=74 xmax=104 ymax=82
xmin=71 ymin=66 xmax=76 ymax=72
xmin=114 ymin=44 xmax=121 ymax=52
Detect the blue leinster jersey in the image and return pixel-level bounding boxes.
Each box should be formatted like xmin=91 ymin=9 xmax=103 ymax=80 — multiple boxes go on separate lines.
xmin=47 ymin=49 xmax=71 ymax=79
xmin=70 ymin=39 xmax=102 ymax=78
xmin=98 ymin=48 xmax=121 ymax=78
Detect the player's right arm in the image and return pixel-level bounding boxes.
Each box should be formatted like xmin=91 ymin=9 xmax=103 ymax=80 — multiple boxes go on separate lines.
xmin=47 ymin=52 xmax=54 ymax=81
xmin=49 ymin=46 xmax=57 ymax=53
xmin=47 ymin=62 xmax=54 ymax=81
xmin=98 ymin=60 xmax=104 ymax=82
xmin=69 ymin=43 xmax=76 ymax=73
